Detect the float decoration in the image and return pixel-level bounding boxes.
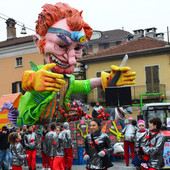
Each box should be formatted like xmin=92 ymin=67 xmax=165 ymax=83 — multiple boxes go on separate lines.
xmin=1 ymin=101 xmax=19 ymax=129
xmin=61 ymin=101 xmax=91 ymax=122
xmin=109 ymin=120 xmax=124 ymax=142
xmin=16 ymin=2 xmax=136 ymax=126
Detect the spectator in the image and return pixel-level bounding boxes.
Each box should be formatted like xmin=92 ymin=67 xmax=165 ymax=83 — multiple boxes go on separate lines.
xmin=122 ymin=119 xmax=137 ymax=166
xmin=41 ymin=125 xmax=50 ymax=170
xmin=0 ymin=126 xmax=12 ymax=170
xmin=24 ymin=125 xmax=38 ymax=170
xmin=83 ymin=118 xmax=113 ymax=169
xmin=92 ymin=102 xmax=104 ymax=118
xmin=53 ymin=126 xmax=65 ymax=170
xmin=135 ymin=120 xmax=149 ymax=169
xmin=63 ymin=122 xmax=73 ymax=170
xmin=142 ymin=117 xmax=165 ymax=170
xmin=45 ymin=122 xmax=57 ymax=170
xmin=8 ymin=132 xmax=28 ymax=170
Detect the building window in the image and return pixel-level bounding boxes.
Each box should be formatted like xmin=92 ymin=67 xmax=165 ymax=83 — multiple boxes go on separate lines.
xmin=145 ymin=65 xmax=160 ymax=93
xmin=93 ymin=44 xmax=99 ymax=53
xmin=104 ymin=43 xmax=110 ymax=49
xmin=12 ymin=81 xmax=25 ymax=94
xmin=15 ymin=57 xmax=23 ymax=67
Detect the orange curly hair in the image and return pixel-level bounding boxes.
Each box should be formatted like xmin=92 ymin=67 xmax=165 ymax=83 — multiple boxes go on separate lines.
xmin=36 ymin=3 xmax=93 ymax=53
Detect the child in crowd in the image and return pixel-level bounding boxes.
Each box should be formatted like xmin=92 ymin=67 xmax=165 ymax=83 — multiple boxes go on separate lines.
xmin=41 ymin=125 xmax=50 ymax=170
xmin=24 ymin=125 xmax=38 ymax=170
xmin=142 ymin=117 xmax=165 ymax=170
xmin=122 ymin=119 xmax=137 ymax=166
xmin=135 ymin=120 xmax=149 ymax=169
xmin=8 ymin=132 xmax=28 ymax=170
xmin=53 ymin=126 xmax=65 ymax=170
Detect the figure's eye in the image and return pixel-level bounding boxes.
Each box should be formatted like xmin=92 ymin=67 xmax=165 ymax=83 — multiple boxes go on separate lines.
xmin=74 ymin=45 xmax=81 ymax=51
xmin=59 ymin=44 xmax=67 ymax=48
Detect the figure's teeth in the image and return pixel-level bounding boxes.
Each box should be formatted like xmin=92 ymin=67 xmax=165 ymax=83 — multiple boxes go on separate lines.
xmin=50 ymin=54 xmax=69 ymax=68
xmin=52 ymin=56 xmax=55 ymax=61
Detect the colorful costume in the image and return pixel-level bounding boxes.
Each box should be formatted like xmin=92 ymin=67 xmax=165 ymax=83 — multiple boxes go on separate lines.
xmin=83 ymin=130 xmax=113 ymax=169
xmin=122 ymin=123 xmax=137 ymax=166
xmin=142 ymin=130 xmax=165 ymax=170
xmin=10 ymin=141 xmax=26 ymax=170
xmin=24 ymin=131 xmax=38 ymax=170
xmin=45 ymin=130 xmax=57 ymax=170
xmin=135 ymin=120 xmax=150 ymax=169
xmin=53 ymin=132 xmax=65 ymax=170
xmin=16 ymin=2 xmax=136 ymax=126
xmin=41 ymin=130 xmax=50 ymax=169
xmin=63 ymin=122 xmax=73 ymax=170
xmin=17 ymin=64 xmax=91 ymax=126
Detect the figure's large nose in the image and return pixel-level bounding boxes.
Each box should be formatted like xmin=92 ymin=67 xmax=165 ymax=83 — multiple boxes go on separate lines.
xmin=68 ymin=49 xmax=76 ymax=65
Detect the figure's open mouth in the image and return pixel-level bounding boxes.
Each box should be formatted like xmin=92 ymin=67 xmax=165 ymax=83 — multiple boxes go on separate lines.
xmin=49 ymin=54 xmax=69 ymax=68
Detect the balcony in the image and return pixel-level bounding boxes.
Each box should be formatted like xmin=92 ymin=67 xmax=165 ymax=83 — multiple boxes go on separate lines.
xmin=94 ymin=84 xmax=165 ymax=104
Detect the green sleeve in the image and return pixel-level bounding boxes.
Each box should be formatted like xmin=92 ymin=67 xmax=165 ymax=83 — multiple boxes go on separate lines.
xmin=72 ymin=79 xmax=92 ymax=94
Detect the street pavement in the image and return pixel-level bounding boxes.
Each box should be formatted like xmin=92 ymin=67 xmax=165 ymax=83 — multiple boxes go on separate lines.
xmin=22 ymin=159 xmax=136 ymax=170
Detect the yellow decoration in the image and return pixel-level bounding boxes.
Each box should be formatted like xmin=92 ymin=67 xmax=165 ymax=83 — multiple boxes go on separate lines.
xmin=101 ymin=65 xmax=136 ymax=91
xmin=77 ymin=122 xmax=88 ymax=139
xmin=22 ymin=63 xmax=65 ymax=92
xmin=109 ymin=121 xmax=124 ymax=142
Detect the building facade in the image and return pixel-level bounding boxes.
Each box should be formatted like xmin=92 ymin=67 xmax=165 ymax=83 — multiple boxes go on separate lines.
xmin=79 ymin=37 xmax=170 ymax=118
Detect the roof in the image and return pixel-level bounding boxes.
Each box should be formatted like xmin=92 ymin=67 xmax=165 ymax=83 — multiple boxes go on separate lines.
xmin=82 ymin=37 xmax=168 ymax=60
xmin=0 ymin=35 xmax=33 ymax=48
xmin=0 ymin=93 xmax=21 ymax=107
xmin=89 ymin=29 xmax=132 ymax=44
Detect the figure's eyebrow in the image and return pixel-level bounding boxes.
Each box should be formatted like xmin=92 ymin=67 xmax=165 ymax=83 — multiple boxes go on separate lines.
xmin=57 ymin=33 xmax=72 ymax=45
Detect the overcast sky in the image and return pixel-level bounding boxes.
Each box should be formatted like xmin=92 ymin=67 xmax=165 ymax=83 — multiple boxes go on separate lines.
xmin=0 ymin=0 xmax=170 ymax=41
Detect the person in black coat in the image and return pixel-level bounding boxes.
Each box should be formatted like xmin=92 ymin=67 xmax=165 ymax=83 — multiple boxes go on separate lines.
xmin=0 ymin=126 xmax=12 ymax=170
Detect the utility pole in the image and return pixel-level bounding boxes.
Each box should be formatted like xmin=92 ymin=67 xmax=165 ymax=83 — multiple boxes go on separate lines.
xmin=167 ymin=26 xmax=169 ymax=45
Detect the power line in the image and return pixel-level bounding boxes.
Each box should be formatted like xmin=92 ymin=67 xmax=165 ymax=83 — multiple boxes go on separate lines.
xmin=0 ymin=12 xmax=35 ymax=32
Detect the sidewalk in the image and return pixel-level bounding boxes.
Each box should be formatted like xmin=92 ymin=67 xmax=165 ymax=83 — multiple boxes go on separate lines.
xmin=23 ymin=159 xmax=136 ymax=170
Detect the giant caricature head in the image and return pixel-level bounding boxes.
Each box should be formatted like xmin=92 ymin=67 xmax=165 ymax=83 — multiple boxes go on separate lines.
xmin=34 ymin=3 xmax=93 ymax=75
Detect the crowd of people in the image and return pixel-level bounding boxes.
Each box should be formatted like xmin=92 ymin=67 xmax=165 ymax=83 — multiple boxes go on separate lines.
xmin=0 ymin=116 xmax=166 ymax=170
xmin=0 ymin=122 xmax=73 ymax=170
xmin=122 ymin=117 xmax=165 ymax=170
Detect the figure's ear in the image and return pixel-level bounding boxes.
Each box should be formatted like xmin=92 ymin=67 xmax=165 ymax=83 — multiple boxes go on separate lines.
xmin=33 ymin=34 xmax=41 ymax=49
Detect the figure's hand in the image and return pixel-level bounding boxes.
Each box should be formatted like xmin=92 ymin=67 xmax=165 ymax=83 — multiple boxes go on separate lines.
xmin=22 ymin=63 xmax=65 ymax=92
xmin=97 ymin=150 xmax=106 ymax=157
xmin=110 ymin=65 xmax=136 ymax=86
xmin=101 ymin=65 xmax=136 ymax=91
xmin=83 ymin=154 xmax=90 ymax=160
